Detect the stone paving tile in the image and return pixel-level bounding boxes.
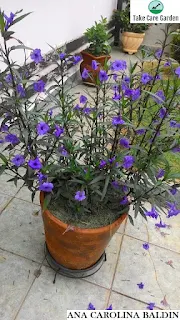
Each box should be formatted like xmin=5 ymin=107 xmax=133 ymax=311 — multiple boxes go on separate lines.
xmin=109 ymin=291 xmax=148 ymax=309
xmin=0 ymin=198 xmax=44 ymax=263
xmin=87 ymin=233 xmax=122 ymax=289
xmin=0 ymin=249 xmax=40 ymax=320
xmin=0 ymin=174 xmax=23 ymax=197
xmin=125 ymin=205 xmax=180 ymax=253
xmin=15 ymin=188 xmax=40 ymax=206
xmin=16 ymin=265 xmax=109 ymax=320
xmin=0 ymin=192 xmax=12 ymax=213
xmin=113 ymin=235 xmax=180 ymax=309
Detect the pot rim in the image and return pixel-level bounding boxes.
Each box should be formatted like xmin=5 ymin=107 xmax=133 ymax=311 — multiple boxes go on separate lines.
xmin=40 ymin=192 xmax=127 ymax=234
xmin=122 ymin=31 xmax=145 ymax=37
xmin=81 ymin=50 xmax=111 ymax=60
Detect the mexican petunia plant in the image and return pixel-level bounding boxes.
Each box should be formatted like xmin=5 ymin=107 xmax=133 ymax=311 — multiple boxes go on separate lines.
xmin=0 ymin=11 xmax=180 ymax=227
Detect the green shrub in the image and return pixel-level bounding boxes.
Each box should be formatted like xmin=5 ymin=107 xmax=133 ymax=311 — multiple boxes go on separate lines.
xmin=171 ymin=29 xmax=180 ymax=63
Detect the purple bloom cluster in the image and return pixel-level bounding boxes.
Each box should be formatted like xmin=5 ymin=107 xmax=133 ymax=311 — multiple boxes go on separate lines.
xmin=59 ymin=52 xmax=66 ymax=60
xmin=156 ymin=169 xmax=165 ymax=179
xmin=39 ymin=182 xmax=54 ymax=192
xmin=175 ymin=66 xmax=180 ymax=78
xmin=4 ymin=12 xmax=15 ymax=30
xmin=54 ymin=125 xmax=64 ymax=138
xmin=137 ymin=282 xmax=144 ymax=289
xmin=82 ymin=68 xmax=89 ymax=79
xmin=122 ymin=155 xmax=134 ymax=169
xmin=5 ymin=73 xmax=12 ymax=83
xmin=30 ymin=49 xmax=43 ymax=64
xmin=112 ymin=115 xmax=124 ymax=126
xmin=73 ymin=55 xmax=82 ymax=65
xmin=147 ymin=302 xmax=155 ymax=310
xmin=11 ymin=154 xmax=25 ymax=167
xmin=75 ymin=190 xmax=86 ymax=201
xmin=37 ymin=122 xmax=50 ymax=135
xmin=119 ymin=137 xmax=130 ymax=148
xmin=145 ymin=207 xmax=158 ymax=219
xmin=28 ymin=158 xmax=42 ymax=170
xmin=155 ymin=49 xmax=163 ymax=59
xmin=124 ymin=88 xmax=141 ymax=101
xmin=99 ymin=160 xmax=106 ymax=168
xmin=170 ymin=187 xmax=177 ymax=195
xmin=33 ymin=80 xmax=45 ymax=92
xmin=159 ymin=107 xmax=167 ymax=119
xmin=99 ymin=70 xmax=108 ymax=82
xmin=80 ymin=95 xmax=87 ymax=104
xmin=155 ymin=221 xmax=167 ymax=228
xmin=17 ymin=84 xmax=25 ymax=98
xmin=136 ymin=128 xmax=146 ymax=135
xmin=141 ymin=73 xmax=153 ymax=85
xmin=59 ymin=146 xmax=68 ymax=156
xmin=143 ymin=243 xmax=149 ymax=250
xmin=153 ymin=90 xmax=165 ymax=104
xmin=120 ymin=196 xmax=129 ymax=205
xmin=167 ymin=202 xmax=180 ymax=218
xmin=92 ymin=60 xmax=98 ymax=70
xmin=5 ymin=134 xmax=19 ymax=145
xmin=111 ymin=60 xmax=127 ymax=71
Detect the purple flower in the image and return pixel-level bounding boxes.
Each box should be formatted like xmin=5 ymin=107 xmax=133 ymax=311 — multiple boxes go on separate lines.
xmin=137 ymin=282 xmax=144 ymax=289
xmin=33 ymin=80 xmax=45 ymax=92
xmin=5 ymin=134 xmax=19 ymax=145
xmin=147 ymin=303 xmax=155 ymax=310
xmin=106 ymin=305 xmax=113 ymax=310
xmin=143 ymin=243 xmax=149 ymax=250
xmin=153 ymin=90 xmax=165 ymax=104
xmin=75 ymin=190 xmax=86 ymax=201
xmin=172 ymin=146 xmax=180 ymax=153
xmin=17 ymin=84 xmax=25 ymax=97
xmin=136 ymin=128 xmax=145 ymax=135
xmin=124 ymin=88 xmax=133 ymax=98
xmin=4 ymin=12 xmax=15 ymax=30
xmin=74 ymin=104 xmax=81 ymax=111
xmin=141 ymin=73 xmax=153 ymax=85
xmin=170 ymin=187 xmax=177 ymax=195
xmin=80 ymin=95 xmax=87 ymax=104
xmin=73 ymin=55 xmax=82 ymax=65
xmin=145 ymin=207 xmax=158 ymax=219
xmin=49 ymin=109 xmax=53 ymax=117
xmin=5 ymin=74 xmax=12 ymax=83
xmin=99 ymin=160 xmax=106 ymax=168
xmin=59 ymin=52 xmax=66 ymax=60
xmin=155 ymin=221 xmax=167 ymax=228
xmin=28 ymin=158 xmax=42 ymax=170
xmin=112 ymin=91 xmax=121 ymax=101
xmin=113 ymin=74 xmax=118 ymax=81
xmin=11 ymin=154 xmax=25 ymax=167
xmin=122 ymin=185 xmax=128 ymax=193
xmin=92 ymin=60 xmax=98 ymax=70
xmin=37 ymin=172 xmax=47 ymax=182
xmin=87 ymin=303 xmax=96 ymax=310
xmin=159 ymin=107 xmax=167 ymax=118
xmin=112 ymin=181 xmax=119 ymax=188
xmin=39 ymin=182 xmax=54 ymax=192
xmin=37 ymin=122 xmax=50 ymax=135
xmin=170 ymin=120 xmax=177 ymax=128
xmin=175 ymin=66 xmax=180 ymax=78
xmin=119 ymin=137 xmax=130 ymax=148
xmin=109 ymin=156 xmax=115 ymax=164
xmin=167 ymin=202 xmax=180 ymax=218
xmin=164 ymin=61 xmax=171 ymax=67
xmin=59 ymin=146 xmax=68 ymax=156
xmin=122 ymin=155 xmax=134 ymax=169
xmin=82 ymin=68 xmax=89 ymax=79
xmin=30 ymin=49 xmax=43 ymax=64
xmin=156 ymin=169 xmax=165 ymax=179
xmin=1 ymin=124 xmax=8 ymax=132
xmin=54 ymin=125 xmax=64 ymax=138
xmin=83 ymin=107 xmax=92 ymax=115
xmin=111 ymin=60 xmax=127 ymax=71
xmin=155 ymin=74 xmax=161 ymax=80
xmin=99 ymin=70 xmax=108 ymax=82
xmin=112 ymin=115 xmax=124 ymax=126
xmin=120 ymin=196 xmax=129 ymax=205
xmin=132 ymin=88 xmax=141 ymax=101
xmin=155 ymin=49 xmax=163 ymax=59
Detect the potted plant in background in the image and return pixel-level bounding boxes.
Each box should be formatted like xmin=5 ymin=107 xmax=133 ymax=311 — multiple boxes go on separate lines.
xmin=171 ymin=27 xmax=180 ymax=63
xmin=80 ymin=17 xmax=111 ymax=84
xmin=111 ymin=1 xmax=149 ymax=54
xmin=0 ymin=12 xmax=180 ymax=277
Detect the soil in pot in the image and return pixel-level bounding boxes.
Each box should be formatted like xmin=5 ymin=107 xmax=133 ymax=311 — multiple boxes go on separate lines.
xmin=80 ymin=51 xmax=111 ymax=85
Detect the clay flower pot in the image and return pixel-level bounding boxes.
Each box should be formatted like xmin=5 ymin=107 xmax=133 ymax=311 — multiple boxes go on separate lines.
xmin=121 ymin=32 xmax=145 ymax=54
xmin=80 ymin=51 xmax=111 ymax=84
xmin=40 ymin=192 xmax=127 ymax=270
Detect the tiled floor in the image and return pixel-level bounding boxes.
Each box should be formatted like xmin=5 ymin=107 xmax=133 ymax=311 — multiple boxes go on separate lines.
xmin=0 ymin=49 xmax=180 ymax=319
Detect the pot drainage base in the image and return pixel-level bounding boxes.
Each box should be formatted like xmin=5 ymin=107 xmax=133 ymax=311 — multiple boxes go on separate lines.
xmin=44 ymin=243 xmax=106 ymax=279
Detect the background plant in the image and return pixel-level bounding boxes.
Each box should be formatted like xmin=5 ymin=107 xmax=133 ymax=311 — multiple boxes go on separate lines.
xmin=84 ymin=16 xmax=111 ymax=56
xmin=0 ymin=11 xmax=180 ymax=227
xmin=171 ymin=27 xmax=180 ymax=63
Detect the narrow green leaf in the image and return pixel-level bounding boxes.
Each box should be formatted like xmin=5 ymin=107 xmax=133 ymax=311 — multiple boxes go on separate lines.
xmin=0 ymin=153 xmax=8 ymax=164
xmin=89 ymin=173 xmax=105 ymax=185
xmin=11 ymin=12 xmax=32 ymax=26
xmin=128 ymin=215 xmax=134 ymax=226
xmin=0 ymin=12 xmax=5 ymax=32
xmin=11 ymin=44 xmax=33 ymax=51
xmin=101 ymin=175 xmax=110 ymax=201
xmin=0 ymin=165 xmax=6 ymax=175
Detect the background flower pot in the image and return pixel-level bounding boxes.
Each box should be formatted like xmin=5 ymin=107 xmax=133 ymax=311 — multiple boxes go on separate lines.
xmin=121 ymin=32 xmax=145 ymax=54
xmin=80 ymin=51 xmax=111 ymax=84
xmin=40 ymin=192 xmax=127 ymax=270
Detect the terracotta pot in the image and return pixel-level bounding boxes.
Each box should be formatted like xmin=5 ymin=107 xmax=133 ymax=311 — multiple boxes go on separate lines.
xmin=80 ymin=51 xmax=111 ymax=84
xmin=121 ymin=32 xmax=145 ymax=54
xmin=40 ymin=192 xmax=127 ymax=270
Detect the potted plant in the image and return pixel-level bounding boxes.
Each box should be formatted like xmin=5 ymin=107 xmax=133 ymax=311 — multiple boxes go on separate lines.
xmin=111 ymin=1 xmax=149 ymax=54
xmin=80 ymin=17 xmax=111 ymax=84
xmin=0 ymin=12 xmax=180 ymax=277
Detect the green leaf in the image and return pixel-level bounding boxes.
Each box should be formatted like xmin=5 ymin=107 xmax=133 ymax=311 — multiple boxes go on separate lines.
xmin=101 ymin=175 xmax=110 ymax=201
xmin=0 ymin=165 xmax=6 ymax=175
xmin=89 ymin=173 xmax=105 ymax=185
xmin=167 ymin=173 xmax=180 ymax=179
xmin=0 ymin=153 xmax=8 ymax=164
xmin=2 ymin=31 xmax=15 ymax=40
xmin=43 ymin=194 xmax=52 ymax=210
xmin=128 ymin=215 xmax=134 ymax=226
xmin=10 ymin=44 xmax=33 ymax=51
xmin=0 ymin=12 xmax=5 ymax=32
xmin=11 ymin=12 xmax=32 ymax=26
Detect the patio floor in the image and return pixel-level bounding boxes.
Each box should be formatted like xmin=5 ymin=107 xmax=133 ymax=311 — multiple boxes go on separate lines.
xmin=0 ymin=48 xmax=180 ymax=320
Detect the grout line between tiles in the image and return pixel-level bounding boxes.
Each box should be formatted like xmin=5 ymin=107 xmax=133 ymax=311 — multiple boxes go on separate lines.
xmin=124 ymin=234 xmax=180 ymax=255
xmin=13 ymin=257 xmax=46 ymax=320
xmin=0 ymin=186 xmax=23 ymax=216
xmin=0 ymin=246 xmax=44 ymax=265
xmin=106 ymin=232 xmax=126 ymax=307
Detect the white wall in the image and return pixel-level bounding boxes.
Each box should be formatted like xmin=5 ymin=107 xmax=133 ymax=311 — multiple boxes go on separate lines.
xmin=0 ymin=0 xmax=117 ymax=61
